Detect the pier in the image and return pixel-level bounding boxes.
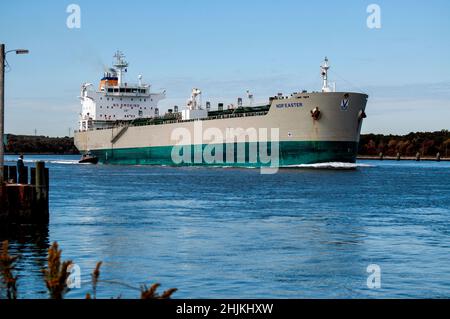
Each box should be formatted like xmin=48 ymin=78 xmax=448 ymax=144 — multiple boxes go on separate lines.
xmin=0 ymin=162 xmax=49 ymax=223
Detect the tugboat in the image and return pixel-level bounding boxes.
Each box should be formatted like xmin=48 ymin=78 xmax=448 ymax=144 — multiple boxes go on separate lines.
xmin=79 ymin=151 xmax=99 ymax=164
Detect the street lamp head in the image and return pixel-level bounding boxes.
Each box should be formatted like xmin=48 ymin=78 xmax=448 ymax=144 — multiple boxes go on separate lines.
xmin=15 ymin=49 xmax=29 ymax=55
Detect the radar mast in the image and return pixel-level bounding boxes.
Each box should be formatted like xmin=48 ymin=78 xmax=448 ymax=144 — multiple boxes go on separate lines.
xmin=113 ymin=51 xmax=129 ymax=86
xmin=321 ymin=57 xmax=331 ymax=93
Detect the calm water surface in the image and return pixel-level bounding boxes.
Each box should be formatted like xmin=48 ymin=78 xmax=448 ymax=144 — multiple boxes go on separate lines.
xmin=2 ymin=155 xmax=450 ymax=298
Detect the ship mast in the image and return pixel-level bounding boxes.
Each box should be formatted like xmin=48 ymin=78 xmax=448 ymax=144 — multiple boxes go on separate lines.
xmin=113 ymin=51 xmax=128 ymax=86
xmin=321 ymin=57 xmax=331 ymax=93
xmin=187 ymin=88 xmax=202 ymax=110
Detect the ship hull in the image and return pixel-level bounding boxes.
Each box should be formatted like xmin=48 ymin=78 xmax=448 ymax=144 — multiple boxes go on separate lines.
xmin=74 ymin=92 xmax=368 ymax=167
xmin=86 ymin=141 xmax=357 ymax=166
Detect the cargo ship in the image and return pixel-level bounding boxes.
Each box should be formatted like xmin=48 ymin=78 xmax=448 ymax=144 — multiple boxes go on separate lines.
xmin=74 ymin=52 xmax=368 ymax=168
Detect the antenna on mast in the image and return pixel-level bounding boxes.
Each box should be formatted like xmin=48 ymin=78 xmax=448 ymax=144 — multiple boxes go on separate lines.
xmin=247 ymin=90 xmax=254 ymax=106
xmin=321 ymin=57 xmax=331 ymax=92
xmin=113 ymin=51 xmax=129 ymax=86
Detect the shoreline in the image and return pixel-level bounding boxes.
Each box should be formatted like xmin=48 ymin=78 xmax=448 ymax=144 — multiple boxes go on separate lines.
xmin=5 ymin=153 xmax=449 ymax=162
xmin=357 ymin=155 xmax=449 ymax=162
xmin=5 ymin=152 xmax=79 ymax=155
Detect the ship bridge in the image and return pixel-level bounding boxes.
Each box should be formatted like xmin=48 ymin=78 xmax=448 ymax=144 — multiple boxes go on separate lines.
xmin=78 ymin=51 xmax=165 ymax=131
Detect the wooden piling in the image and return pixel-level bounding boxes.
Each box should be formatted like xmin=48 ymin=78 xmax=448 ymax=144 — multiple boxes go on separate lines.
xmin=8 ymin=166 xmax=17 ymax=183
xmin=18 ymin=165 xmax=28 ymax=184
xmin=3 ymin=165 xmax=9 ymax=181
xmin=34 ymin=161 xmax=49 ymax=218
xmin=0 ymin=183 xmax=6 ymax=221
xmin=30 ymin=167 xmax=36 ymax=185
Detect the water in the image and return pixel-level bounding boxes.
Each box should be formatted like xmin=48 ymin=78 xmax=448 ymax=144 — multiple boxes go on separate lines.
xmin=2 ymin=155 xmax=450 ymax=299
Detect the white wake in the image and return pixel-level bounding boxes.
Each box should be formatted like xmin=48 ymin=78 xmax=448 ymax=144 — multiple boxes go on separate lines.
xmin=284 ymin=162 xmax=375 ymax=169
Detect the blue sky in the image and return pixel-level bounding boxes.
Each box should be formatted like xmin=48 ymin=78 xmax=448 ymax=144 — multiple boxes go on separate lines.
xmin=1 ymin=0 xmax=449 ymax=136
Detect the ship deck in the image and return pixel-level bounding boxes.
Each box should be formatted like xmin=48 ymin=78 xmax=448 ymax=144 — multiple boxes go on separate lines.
xmin=85 ymin=104 xmax=271 ymax=131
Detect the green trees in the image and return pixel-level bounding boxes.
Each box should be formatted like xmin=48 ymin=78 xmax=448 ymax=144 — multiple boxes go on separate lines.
xmin=359 ymin=130 xmax=450 ymax=157
xmin=3 ymin=130 xmax=450 ymax=157
xmin=4 ymin=134 xmax=78 ymax=155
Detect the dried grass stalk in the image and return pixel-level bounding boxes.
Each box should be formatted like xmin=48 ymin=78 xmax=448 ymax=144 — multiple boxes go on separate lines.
xmin=42 ymin=242 xmax=72 ymax=299
xmin=141 ymin=282 xmax=177 ymax=299
xmin=0 ymin=241 xmax=19 ymax=299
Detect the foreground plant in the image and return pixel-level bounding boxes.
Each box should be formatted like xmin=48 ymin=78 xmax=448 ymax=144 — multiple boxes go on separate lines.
xmin=42 ymin=242 xmax=73 ymax=299
xmin=141 ymin=283 xmax=178 ymax=299
xmin=3 ymin=240 xmax=178 ymax=299
xmin=0 ymin=241 xmax=19 ymax=299
xmin=87 ymin=261 xmax=178 ymax=299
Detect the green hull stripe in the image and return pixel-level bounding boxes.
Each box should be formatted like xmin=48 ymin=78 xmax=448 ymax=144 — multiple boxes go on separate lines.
xmin=87 ymin=141 xmax=358 ymax=166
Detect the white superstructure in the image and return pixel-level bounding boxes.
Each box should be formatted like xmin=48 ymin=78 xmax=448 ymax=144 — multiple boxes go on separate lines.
xmin=181 ymin=88 xmax=208 ymax=121
xmin=78 ymin=51 xmax=166 ymax=131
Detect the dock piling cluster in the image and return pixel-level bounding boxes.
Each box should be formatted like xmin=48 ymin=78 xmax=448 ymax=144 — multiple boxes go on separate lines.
xmin=0 ymin=161 xmax=49 ymax=224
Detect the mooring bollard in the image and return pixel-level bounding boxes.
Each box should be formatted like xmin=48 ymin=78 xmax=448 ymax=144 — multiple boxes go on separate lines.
xmin=379 ymin=152 xmax=384 ymax=160
xmin=436 ymin=152 xmax=441 ymax=162
xmin=396 ymin=152 xmax=401 ymax=161
xmin=416 ymin=152 xmax=421 ymax=161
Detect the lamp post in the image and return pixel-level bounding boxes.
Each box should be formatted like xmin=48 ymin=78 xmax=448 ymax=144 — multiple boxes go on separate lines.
xmin=0 ymin=44 xmax=29 ymax=185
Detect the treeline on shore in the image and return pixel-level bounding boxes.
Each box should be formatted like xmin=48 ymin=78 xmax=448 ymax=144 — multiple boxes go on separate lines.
xmin=358 ymin=130 xmax=450 ymax=157
xmin=4 ymin=131 xmax=450 ymax=157
xmin=4 ymin=134 xmax=79 ymax=155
